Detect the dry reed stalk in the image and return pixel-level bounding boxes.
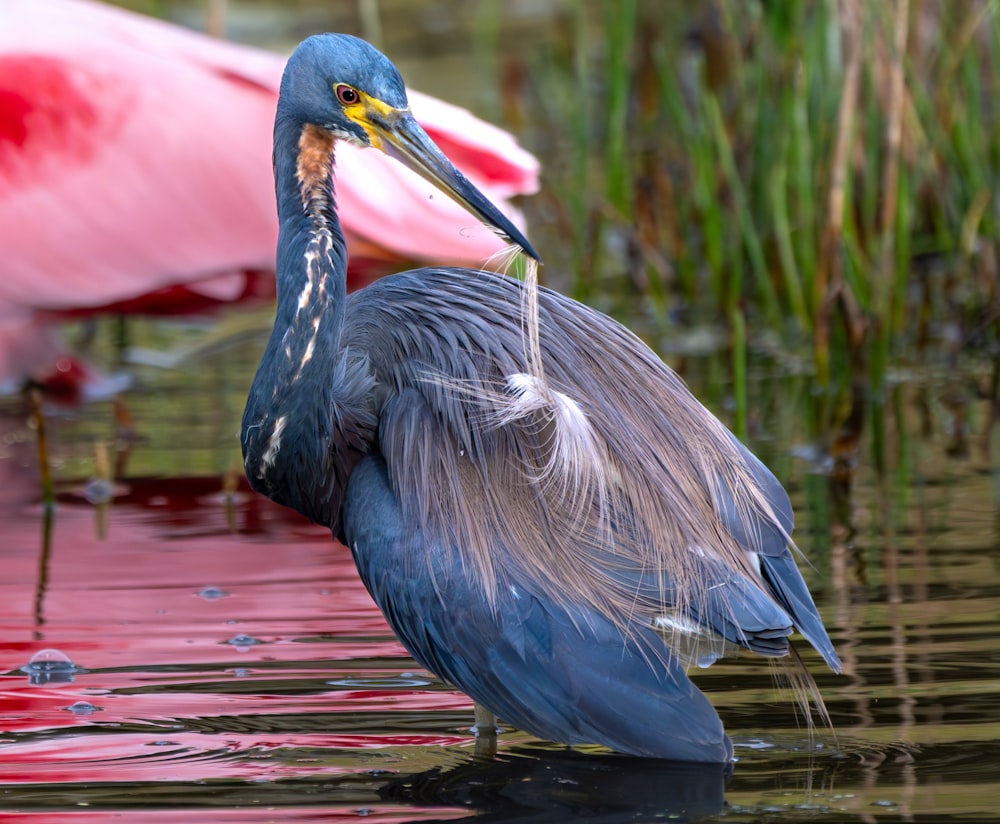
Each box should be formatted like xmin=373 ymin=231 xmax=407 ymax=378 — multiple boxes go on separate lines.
xmin=876 ymin=0 xmax=910 ymax=313
xmin=814 ymin=0 xmax=865 ymax=384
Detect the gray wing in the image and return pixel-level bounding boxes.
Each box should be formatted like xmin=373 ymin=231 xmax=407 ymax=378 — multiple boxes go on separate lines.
xmin=345 ymin=267 xmax=839 ymax=672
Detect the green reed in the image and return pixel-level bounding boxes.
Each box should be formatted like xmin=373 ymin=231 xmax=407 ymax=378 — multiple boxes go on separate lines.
xmin=522 ymin=0 xmax=1000 ymax=436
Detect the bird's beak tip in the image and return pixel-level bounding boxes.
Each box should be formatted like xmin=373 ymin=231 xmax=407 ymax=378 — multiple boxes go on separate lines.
xmin=520 ymin=243 xmax=542 ymax=264
xmin=376 ymin=114 xmax=540 ymax=267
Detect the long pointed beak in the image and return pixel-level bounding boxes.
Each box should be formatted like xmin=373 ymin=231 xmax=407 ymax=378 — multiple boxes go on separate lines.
xmin=371 ymin=111 xmax=540 ymax=262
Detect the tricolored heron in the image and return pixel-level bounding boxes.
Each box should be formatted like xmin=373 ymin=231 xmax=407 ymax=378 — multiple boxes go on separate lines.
xmin=242 ymin=33 xmax=841 ymax=762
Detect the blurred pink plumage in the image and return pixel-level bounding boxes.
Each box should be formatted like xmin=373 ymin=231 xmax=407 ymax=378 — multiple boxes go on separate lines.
xmin=0 ymin=0 xmax=539 ymax=392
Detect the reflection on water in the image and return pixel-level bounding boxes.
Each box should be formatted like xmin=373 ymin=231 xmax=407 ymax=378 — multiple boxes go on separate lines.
xmin=2 ymin=1 xmax=998 ymax=820
xmin=1 ymin=328 xmax=999 ymax=822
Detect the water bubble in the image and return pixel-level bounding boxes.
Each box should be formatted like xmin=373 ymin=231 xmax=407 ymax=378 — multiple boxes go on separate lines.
xmin=741 ymin=738 xmax=776 ymax=751
xmin=20 ymin=649 xmax=84 ymax=686
xmin=225 ymin=634 xmax=262 ymax=652
xmin=328 ymin=674 xmax=433 ymax=688
xmin=84 ymin=478 xmax=114 ymax=505
xmin=65 ymin=701 xmax=99 ymax=715
xmin=197 ymin=586 xmax=228 ymax=600
xmin=227 ymin=667 xmax=252 ymax=678
xmin=397 ymin=672 xmax=432 ymax=685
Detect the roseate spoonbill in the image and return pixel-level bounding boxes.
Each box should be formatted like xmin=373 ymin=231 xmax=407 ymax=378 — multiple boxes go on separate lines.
xmin=241 ymin=34 xmax=841 ymax=762
xmin=0 ymin=0 xmax=538 ymax=389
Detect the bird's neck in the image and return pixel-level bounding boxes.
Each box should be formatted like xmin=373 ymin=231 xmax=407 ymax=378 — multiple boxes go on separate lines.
xmin=273 ymin=119 xmax=348 ymax=327
xmin=241 ymin=117 xmax=350 ymax=526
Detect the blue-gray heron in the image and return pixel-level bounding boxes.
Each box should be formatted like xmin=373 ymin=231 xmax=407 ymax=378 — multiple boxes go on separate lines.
xmin=241 ymin=33 xmax=841 ymax=762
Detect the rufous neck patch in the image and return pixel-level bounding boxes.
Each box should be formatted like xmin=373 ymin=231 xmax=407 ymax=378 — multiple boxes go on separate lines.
xmin=295 ymin=123 xmax=334 ymax=196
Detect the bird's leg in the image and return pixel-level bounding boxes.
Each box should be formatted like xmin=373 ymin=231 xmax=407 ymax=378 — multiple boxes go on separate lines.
xmin=88 ymin=441 xmax=112 ymax=540
xmin=472 ymin=703 xmax=499 ymax=758
xmin=473 ymin=702 xmax=498 ymax=735
xmin=27 ymin=388 xmax=55 ymax=636
xmin=222 ymin=459 xmax=242 ymax=533
xmin=112 ymin=396 xmax=139 ymax=479
xmin=27 ymin=388 xmax=55 ymax=513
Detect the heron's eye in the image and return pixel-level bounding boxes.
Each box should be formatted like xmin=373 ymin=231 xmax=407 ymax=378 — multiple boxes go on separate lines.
xmin=335 ymin=84 xmax=360 ymax=106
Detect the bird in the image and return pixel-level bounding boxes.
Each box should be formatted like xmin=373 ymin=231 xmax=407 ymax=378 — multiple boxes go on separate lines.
xmin=0 ymin=0 xmax=538 ymax=391
xmin=241 ymin=32 xmax=842 ymax=763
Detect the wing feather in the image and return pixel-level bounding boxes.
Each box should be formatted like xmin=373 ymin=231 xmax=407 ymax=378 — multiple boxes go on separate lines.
xmin=346 ymin=268 xmax=839 ymax=675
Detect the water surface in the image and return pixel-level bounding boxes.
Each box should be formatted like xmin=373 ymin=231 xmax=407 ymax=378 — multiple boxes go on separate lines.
xmin=1 ymin=330 xmax=998 ymax=821
xmin=3 ymin=1 xmax=999 ymax=819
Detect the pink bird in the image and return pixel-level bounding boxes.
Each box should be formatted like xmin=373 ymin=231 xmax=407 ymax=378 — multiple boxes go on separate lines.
xmin=0 ymin=0 xmax=538 ymax=392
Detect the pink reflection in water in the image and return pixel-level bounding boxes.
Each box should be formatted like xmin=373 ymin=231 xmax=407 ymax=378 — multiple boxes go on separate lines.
xmin=0 ymin=450 xmax=480 ymax=791
xmin=0 ymin=810 xmax=467 ymax=824
xmin=0 ymin=729 xmax=472 ymax=782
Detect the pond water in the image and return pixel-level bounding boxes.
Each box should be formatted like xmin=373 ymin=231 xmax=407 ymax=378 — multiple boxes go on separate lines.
xmin=1 ymin=320 xmax=998 ymax=822
xmin=4 ymin=1 xmax=1000 ymax=820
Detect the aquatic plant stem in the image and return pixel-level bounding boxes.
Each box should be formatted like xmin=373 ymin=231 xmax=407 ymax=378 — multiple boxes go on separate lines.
xmin=814 ymin=0 xmax=863 ymax=389
xmin=28 ymin=388 xmax=55 ymax=514
xmin=730 ymin=305 xmax=748 ymax=442
xmin=873 ymin=0 xmax=910 ymax=389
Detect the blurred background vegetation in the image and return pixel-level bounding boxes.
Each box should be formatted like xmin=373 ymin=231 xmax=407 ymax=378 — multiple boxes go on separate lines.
xmin=90 ymin=0 xmax=1000 ymax=488
xmin=507 ymin=1 xmax=999 ymax=446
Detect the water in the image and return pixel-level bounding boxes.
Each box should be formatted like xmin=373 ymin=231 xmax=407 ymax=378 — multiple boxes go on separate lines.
xmin=3 ymin=1 xmax=999 ymax=819
xmin=1 ymin=326 xmax=998 ymax=821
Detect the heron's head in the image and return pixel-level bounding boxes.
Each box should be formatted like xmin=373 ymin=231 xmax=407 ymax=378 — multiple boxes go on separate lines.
xmin=279 ymin=33 xmax=538 ymax=260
